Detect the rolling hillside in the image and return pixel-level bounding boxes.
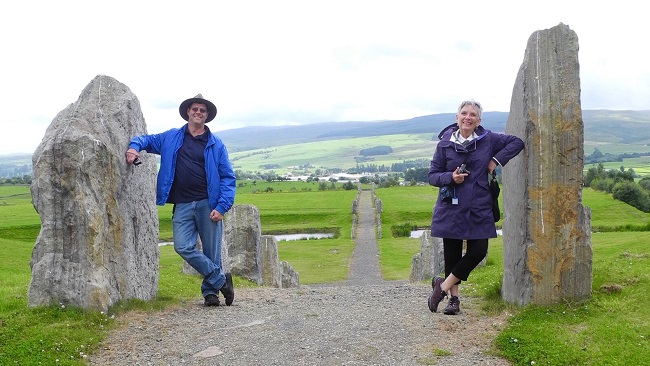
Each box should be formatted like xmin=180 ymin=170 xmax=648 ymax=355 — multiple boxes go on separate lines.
xmin=2 ymin=110 xmax=650 ymax=177
xmin=221 ymin=110 xmax=650 ymax=173
xmin=217 ymin=110 xmax=650 ymax=153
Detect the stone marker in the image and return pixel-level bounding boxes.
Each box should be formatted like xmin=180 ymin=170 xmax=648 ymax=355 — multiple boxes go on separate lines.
xmin=223 ymin=204 xmax=263 ymax=284
xmin=261 ymin=236 xmax=283 ymax=287
xmin=410 ymin=232 xmax=441 ymax=282
xmin=281 ymin=260 xmax=300 ymax=288
xmin=260 ymin=235 xmax=300 ymax=288
xmin=410 ymin=233 xmax=485 ymax=283
xmin=29 ymin=75 xmax=159 ymax=311
xmin=222 ymin=204 xmax=299 ymax=287
xmin=502 ymin=24 xmax=593 ymax=305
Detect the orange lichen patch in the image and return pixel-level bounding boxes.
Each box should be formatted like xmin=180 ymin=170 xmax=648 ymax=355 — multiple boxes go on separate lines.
xmin=525 ymin=183 xmax=590 ymax=303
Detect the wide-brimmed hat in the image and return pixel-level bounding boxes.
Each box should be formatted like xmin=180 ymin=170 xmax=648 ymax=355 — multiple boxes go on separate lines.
xmin=179 ymin=94 xmax=217 ymax=123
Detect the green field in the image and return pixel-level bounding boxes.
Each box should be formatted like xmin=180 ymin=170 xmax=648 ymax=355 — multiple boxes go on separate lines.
xmin=1 ymin=184 xmax=649 ymax=365
xmin=227 ymin=135 xmax=650 ymax=177
xmin=230 ymin=133 xmax=436 ymax=173
xmin=584 ymin=155 xmax=650 ymax=176
xmin=584 ymin=141 xmax=650 ymax=155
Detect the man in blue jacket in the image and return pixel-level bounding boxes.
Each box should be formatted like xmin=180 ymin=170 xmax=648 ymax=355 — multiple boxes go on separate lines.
xmin=125 ymin=94 xmax=236 ymax=307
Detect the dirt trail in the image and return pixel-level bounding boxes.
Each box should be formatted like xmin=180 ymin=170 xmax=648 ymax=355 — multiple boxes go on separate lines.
xmin=89 ymin=190 xmax=511 ymax=365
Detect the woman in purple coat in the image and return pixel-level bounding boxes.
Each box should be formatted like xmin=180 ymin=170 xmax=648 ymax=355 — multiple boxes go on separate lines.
xmin=427 ymin=100 xmax=524 ymax=315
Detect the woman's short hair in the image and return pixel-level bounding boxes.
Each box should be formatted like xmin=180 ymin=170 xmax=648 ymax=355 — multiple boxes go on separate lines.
xmin=457 ymin=100 xmax=482 ymax=119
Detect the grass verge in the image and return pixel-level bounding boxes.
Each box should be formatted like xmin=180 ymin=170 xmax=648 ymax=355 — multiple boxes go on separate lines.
xmin=1 ymin=184 xmax=649 ymax=365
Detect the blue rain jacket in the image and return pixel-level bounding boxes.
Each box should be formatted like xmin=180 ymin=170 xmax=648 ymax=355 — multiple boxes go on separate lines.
xmin=128 ymin=124 xmax=236 ymax=215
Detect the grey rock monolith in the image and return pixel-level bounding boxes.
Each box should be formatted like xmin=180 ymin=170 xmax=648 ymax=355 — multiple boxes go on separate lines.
xmin=28 ymin=75 xmax=159 ymax=311
xmin=410 ymin=234 xmax=484 ymax=282
xmin=223 ymin=204 xmax=262 ymax=284
xmin=409 ymin=232 xmax=443 ymax=282
xmin=281 ymin=261 xmax=300 ymax=288
xmin=261 ymin=236 xmax=283 ymax=287
xmin=502 ymin=24 xmax=592 ymax=305
xmin=260 ymin=235 xmax=300 ymax=288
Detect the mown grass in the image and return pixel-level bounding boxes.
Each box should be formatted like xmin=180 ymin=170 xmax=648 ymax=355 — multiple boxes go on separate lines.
xmin=493 ymin=232 xmax=650 ymax=365
xmin=236 ymin=186 xmax=358 ymax=283
xmin=1 ymin=183 xmax=649 ymax=365
xmin=375 ymin=185 xmax=436 ymax=279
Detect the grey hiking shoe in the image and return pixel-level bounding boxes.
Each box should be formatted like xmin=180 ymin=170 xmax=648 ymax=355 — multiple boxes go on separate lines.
xmin=427 ymin=276 xmax=447 ymax=313
xmin=443 ymin=296 xmax=460 ymax=315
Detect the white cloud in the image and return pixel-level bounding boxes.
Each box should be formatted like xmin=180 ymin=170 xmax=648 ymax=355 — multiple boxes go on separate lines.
xmin=0 ymin=0 xmax=647 ymax=155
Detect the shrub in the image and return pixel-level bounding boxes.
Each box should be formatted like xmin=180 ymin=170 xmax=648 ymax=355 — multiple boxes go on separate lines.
xmin=391 ymin=222 xmax=416 ymax=237
xmin=612 ymin=181 xmax=650 ymax=212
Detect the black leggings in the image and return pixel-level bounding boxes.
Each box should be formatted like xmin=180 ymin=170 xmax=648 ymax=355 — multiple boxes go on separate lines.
xmin=443 ymin=238 xmax=488 ymax=281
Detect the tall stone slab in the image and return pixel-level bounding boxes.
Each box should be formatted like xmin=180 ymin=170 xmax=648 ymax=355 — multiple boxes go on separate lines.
xmin=29 ymin=75 xmax=159 ymax=311
xmin=260 ymin=235 xmax=300 ymax=288
xmin=261 ymin=236 xmax=283 ymax=287
xmin=502 ymin=24 xmax=592 ymax=305
xmin=223 ymin=204 xmax=262 ymax=284
xmin=409 ymin=232 xmax=443 ymax=282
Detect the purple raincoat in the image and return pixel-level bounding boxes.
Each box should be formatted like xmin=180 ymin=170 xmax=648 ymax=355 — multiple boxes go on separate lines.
xmin=429 ymin=123 xmax=524 ymax=240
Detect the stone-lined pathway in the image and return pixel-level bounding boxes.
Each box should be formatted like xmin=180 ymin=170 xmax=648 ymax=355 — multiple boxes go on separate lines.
xmin=344 ymin=189 xmax=386 ymax=286
xmin=89 ymin=189 xmax=511 ymax=365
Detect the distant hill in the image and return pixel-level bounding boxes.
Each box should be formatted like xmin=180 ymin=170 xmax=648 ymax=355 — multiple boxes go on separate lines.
xmin=217 ymin=110 xmax=650 ymax=153
xmin=2 ymin=110 xmax=649 ymax=177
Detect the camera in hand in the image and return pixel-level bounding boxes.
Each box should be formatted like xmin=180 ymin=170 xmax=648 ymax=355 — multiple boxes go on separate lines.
xmin=133 ymin=157 xmax=142 ymax=166
xmin=458 ymin=163 xmax=470 ymax=175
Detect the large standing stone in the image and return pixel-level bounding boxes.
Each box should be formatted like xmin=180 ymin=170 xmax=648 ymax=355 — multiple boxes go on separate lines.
xmin=502 ymin=24 xmax=592 ymax=305
xmin=28 ymin=75 xmax=159 ymax=311
xmin=223 ymin=204 xmax=263 ymax=284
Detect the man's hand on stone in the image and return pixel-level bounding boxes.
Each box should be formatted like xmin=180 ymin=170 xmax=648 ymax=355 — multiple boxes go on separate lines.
xmin=125 ymin=149 xmax=140 ymax=165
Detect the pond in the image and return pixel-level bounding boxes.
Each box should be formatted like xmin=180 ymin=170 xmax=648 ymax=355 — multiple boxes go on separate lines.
xmin=410 ymin=229 xmax=427 ymax=238
xmin=274 ymin=233 xmax=334 ymax=241
xmin=158 ymin=232 xmax=335 ymax=246
xmin=158 ymin=233 xmax=335 ymax=246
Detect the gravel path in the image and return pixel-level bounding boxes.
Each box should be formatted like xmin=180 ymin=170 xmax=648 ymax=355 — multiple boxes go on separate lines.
xmin=89 ymin=190 xmax=511 ymax=365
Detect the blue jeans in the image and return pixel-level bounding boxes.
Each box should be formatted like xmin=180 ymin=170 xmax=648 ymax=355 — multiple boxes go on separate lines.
xmin=172 ymin=199 xmax=225 ymax=297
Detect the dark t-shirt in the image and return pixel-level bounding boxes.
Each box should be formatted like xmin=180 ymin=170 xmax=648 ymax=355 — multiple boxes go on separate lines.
xmin=167 ymin=128 xmax=209 ymax=204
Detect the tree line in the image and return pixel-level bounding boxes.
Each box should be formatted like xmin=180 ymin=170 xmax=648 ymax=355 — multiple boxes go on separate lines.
xmin=4 ymin=148 xmax=650 ymax=214
xmin=0 ymin=175 xmax=32 ymax=185
xmin=584 ymin=163 xmax=650 ymax=212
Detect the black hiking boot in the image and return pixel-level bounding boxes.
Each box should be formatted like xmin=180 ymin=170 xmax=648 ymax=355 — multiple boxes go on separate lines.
xmin=204 ymin=293 xmax=220 ymax=307
xmin=220 ymin=272 xmax=235 ymax=306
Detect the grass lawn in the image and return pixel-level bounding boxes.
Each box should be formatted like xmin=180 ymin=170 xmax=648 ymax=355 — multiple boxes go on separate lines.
xmin=494 ymin=232 xmax=650 ymax=365
xmin=0 ymin=183 xmax=649 ymax=365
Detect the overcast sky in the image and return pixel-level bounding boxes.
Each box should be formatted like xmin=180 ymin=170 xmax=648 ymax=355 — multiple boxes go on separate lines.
xmin=1 ymin=0 xmax=647 ymax=155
